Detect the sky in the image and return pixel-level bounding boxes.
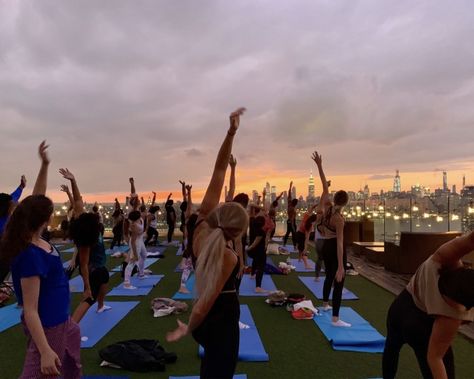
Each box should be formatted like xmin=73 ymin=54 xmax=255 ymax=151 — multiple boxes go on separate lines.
xmin=1 ymin=0 xmax=474 ymax=203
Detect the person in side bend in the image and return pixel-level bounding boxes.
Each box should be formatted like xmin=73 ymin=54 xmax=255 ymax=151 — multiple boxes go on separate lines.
xmin=269 ymin=191 xmax=284 ymax=239
xmin=59 ymin=168 xmax=111 ymax=321
xmin=178 ymin=181 xmax=188 ymax=251
xmin=295 ymin=204 xmax=318 ymax=270
xmin=1 ymin=142 xmax=82 ymax=378
xmin=110 ymin=198 xmax=125 ymax=250
xmin=167 ymin=108 xmax=248 ymax=379
xmin=383 ymin=231 xmax=474 ymax=379
xmin=313 ymin=180 xmax=330 ymax=282
xmin=165 ymin=192 xmax=176 ymax=244
xmin=313 ymin=151 xmax=350 ymax=327
xmin=283 ymin=181 xmax=298 ymax=250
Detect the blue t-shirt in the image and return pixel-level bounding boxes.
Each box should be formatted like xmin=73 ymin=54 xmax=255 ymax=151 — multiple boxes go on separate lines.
xmin=11 ymin=244 xmax=70 ymax=328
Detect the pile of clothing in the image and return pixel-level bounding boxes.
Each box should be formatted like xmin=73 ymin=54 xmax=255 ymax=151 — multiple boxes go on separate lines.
xmin=151 ymin=297 xmax=188 ymax=317
xmin=265 ymin=291 xmax=319 ymax=319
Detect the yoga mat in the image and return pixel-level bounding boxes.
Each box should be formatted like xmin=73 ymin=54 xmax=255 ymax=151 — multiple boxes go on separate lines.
xmin=111 ymin=258 xmax=159 ymax=272
xmin=170 ymin=376 xmax=246 ymax=379
xmin=61 ymin=247 xmax=76 ymax=253
xmin=313 ymin=307 xmax=385 ymax=353
xmin=106 ymin=245 xmax=130 ymax=255
xmin=63 ymin=260 xmax=71 ymax=269
xmin=198 ymin=305 xmax=269 ymax=361
xmin=107 ymin=275 xmax=164 ymax=296
xmin=288 ymin=258 xmax=316 ymax=272
xmin=172 ymin=275 xmax=195 ymax=300
xmin=69 ymin=272 xmax=117 ymax=293
xmin=176 ymin=246 xmax=183 ymax=256
xmin=0 ymin=303 xmax=22 ymax=332
xmin=80 ymin=301 xmax=139 ymax=348
xmin=299 ymin=276 xmax=359 ymax=300
xmin=279 ymin=245 xmax=298 ymax=254
xmin=239 ymin=274 xmax=277 ymax=297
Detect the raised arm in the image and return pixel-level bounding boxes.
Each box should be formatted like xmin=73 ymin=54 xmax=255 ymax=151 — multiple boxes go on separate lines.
xmin=59 ymin=168 xmax=84 ymax=216
xmin=32 ymin=141 xmax=50 ymax=196
xmin=114 ymin=198 xmax=121 ymax=211
xmin=179 ymin=181 xmax=186 ymax=201
xmin=60 ymin=185 xmax=74 ymax=207
xmin=185 ymin=185 xmax=193 ymax=219
xmin=10 ymin=175 xmax=26 ymax=202
xmin=129 ymin=177 xmax=136 ymax=196
xmin=287 ymin=181 xmax=293 ymax=210
xmin=200 ymin=108 xmax=246 ymax=216
xmin=151 ymin=191 xmax=157 ymax=207
xmin=276 ymin=191 xmax=284 ymax=203
xmin=226 ymin=154 xmax=237 ymax=202
xmin=167 ymin=192 xmax=172 ymax=202
xmin=312 ymin=151 xmax=329 ymax=211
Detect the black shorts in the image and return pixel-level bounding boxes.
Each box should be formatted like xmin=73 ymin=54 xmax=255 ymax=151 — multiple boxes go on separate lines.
xmin=296 ymin=231 xmax=306 ymax=253
xmin=90 ymin=266 xmax=110 ymax=300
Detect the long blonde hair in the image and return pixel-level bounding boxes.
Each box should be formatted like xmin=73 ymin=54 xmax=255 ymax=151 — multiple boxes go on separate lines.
xmin=195 ymin=202 xmax=249 ymax=304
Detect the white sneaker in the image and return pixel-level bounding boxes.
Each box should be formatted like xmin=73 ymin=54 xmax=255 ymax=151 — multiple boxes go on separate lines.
xmin=97 ymin=305 xmax=112 ymax=313
xmin=331 ymin=319 xmax=351 ymax=327
xmin=321 ymin=304 xmax=332 ymax=312
xmin=239 ymin=321 xmax=250 ymax=329
xmin=144 ymin=269 xmax=152 ymax=275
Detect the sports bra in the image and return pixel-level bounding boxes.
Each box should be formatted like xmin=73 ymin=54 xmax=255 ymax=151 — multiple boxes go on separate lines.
xmin=221 ymin=246 xmax=239 ymax=293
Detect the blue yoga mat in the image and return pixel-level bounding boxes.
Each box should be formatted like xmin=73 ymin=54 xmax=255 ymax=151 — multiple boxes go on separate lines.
xmin=289 ymin=258 xmax=316 ymax=272
xmin=111 ymin=258 xmax=159 ymax=272
xmin=313 ymin=307 xmax=385 ymax=353
xmin=170 ymin=376 xmax=247 ymax=379
xmin=239 ymin=274 xmax=277 ymax=297
xmin=0 ymin=303 xmax=22 ymax=332
xmin=69 ymin=272 xmax=117 ymax=293
xmin=107 ymin=275 xmax=164 ymax=296
xmin=172 ymin=275 xmax=195 ymax=300
xmin=63 ymin=260 xmax=71 ymax=269
xmin=80 ymin=301 xmax=139 ymax=348
xmin=198 ymin=305 xmax=269 ymax=361
xmin=106 ymin=245 xmax=130 ymax=255
xmin=61 ymin=247 xmax=76 ymax=253
xmin=299 ymin=276 xmax=359 ymax=300
xmin=176 ymin=246 xmax=183 ymax=256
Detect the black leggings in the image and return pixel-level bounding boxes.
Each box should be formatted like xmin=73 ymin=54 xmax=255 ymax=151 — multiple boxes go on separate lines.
xmin=145 ymin=227 xmax=158 ymax=246
xmin=314 ymin=239 xmax=325 ymax=278
xmin=321 ymin=238 xmax=346 ymax=317
xmin=251 ymin=251 xmax=266 ymax=288
xmin=383 ymin=289 xmax=455 ymax=379
xmin=110 ymin=224 xmax=123 ymax=249
xmin=84 ymin=266 xmax=110 ymax=306
xmin=167 ymin=222 xmax=175 ymax=243
xmin=192 ymin=294 xmax=240 ymax=379
xmin=283 ymin=219 xmax=297 ymax=247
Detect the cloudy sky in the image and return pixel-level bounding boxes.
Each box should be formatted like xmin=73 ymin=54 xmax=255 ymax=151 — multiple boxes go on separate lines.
xmin=1 ymin=0 xmax=473 ymax=202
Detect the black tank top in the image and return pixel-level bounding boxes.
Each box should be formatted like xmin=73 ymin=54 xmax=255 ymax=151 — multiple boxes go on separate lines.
xmin=221 ymin=246 xmax=239 ymax=292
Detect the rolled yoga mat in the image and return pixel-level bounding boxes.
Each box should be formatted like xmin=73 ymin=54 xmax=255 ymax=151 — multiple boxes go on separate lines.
xmin=313 ymin=306 xmax=385 ymax=353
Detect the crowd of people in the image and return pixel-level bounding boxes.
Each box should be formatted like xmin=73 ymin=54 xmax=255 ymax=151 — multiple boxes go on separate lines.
xmin=0 ymin=109 xmax=473 ymax=379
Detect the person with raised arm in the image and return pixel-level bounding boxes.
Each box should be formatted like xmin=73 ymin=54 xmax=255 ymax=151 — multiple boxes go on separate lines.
xmin=59 ymin=168 xmax=111 ymax=321
xmin=383 ymin=232 xmax=474 ymax=379
xmin=166 ymin=108 xmax=248 ymax=379
xmin=269 ymin=191 xmax=284 ymax=239
xmin=0 ymin=175 xmax=27 ymax=238
xmin=246 ymin=214 xmax=269 ymax=293
xmin=178 ymin=181 xmax=188 ymax=251
xmin=145 ymin=191 xmax=160 ymax=247
xmin=165 ymin=192 xmax=176 ymax=244
xmin=110 ymin=198 xmax=125 ymax=250
xmin=1 ymin=142 xmax=82 ymax=378
xmin=295 ymin=203 xmax=318 ymax=269
xmin=178 ymin=184 xmax=194 ymax=294
xmin=283 ymin=181 xmax=298 ymax=250
xmin=312 ymin=151 xmax=350 ymax=327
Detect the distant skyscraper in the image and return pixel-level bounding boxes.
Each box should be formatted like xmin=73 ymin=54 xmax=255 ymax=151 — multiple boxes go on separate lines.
xmin=308 ymin=171 xmax=315 ymax=200
xmin=363 ymin=184 xmax=370 ymax=199
xmin=291 ymin=186 xmax=297 ymax=200
xmin=452 ymin=185 xmax=457 ymax=194
xmin=270 ymin=185 xmax=276 ymax=202
xmin=443 ymin=171 xmax=448 ymax=192
xmin=393 ymin=170 xmax=401 ymax=193
xmin=463 ymin=174 xmax=466 ymax=189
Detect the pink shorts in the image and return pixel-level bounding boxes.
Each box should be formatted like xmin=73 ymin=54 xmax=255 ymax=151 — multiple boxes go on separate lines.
xmin=20 ymin=317 xmax=81 ymax=379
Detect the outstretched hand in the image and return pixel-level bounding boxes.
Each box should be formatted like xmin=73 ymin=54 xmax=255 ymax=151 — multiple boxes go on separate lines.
xmin=289 ymin=181 xmax=293 ymax=188
xmin=311 ymin=151 xmax=322 ymax=166
xmin=60 ymin=184 xmax=70 ymax=193
xmin=229 ymin=107 xmax=246 ymax=133
xmin=185 ymin=184 xmax=192 ymax=192
xmin=166 ymin=319 xmax=188 ymax=342
xmin=229 ymin=154 xmax=237 ymax=168
xmin=129 ymin=177 xmax=134 ymax=184
xmin=20 ymin=175 xmax=27 ymax=189
xmin=179 ymin=180 xmax=185 ymax=186
xmin=38 ymin=141 xmax=50 ymax=164
xmin=59 ymin=168 xmax=75 ymax=181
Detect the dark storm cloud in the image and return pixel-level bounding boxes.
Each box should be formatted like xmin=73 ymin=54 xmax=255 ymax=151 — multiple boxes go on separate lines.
xmin=1 ymin=0 xmax=474 ymax=195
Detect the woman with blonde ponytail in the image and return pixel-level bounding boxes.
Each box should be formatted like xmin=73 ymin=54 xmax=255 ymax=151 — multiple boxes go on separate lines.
xmin=167 ymin=108 xmax=248 ymax=379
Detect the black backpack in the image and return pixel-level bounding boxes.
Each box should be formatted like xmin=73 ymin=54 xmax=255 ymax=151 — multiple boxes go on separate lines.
xmin=99 ymin=339 xmax=177 ymax=372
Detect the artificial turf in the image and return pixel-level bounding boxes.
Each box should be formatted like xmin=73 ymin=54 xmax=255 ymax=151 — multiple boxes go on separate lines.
xmin=1 ymin=241 xmax=473 ymax=379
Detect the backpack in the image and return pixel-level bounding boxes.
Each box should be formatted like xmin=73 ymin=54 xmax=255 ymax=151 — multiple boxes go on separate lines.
xmin=99 ymin=339 xmax=177 ymax=372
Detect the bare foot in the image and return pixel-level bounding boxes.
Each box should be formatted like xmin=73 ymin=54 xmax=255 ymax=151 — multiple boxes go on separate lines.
xmin=178 ymin=286 xmax=190 ymax=294
xmin=255 ymin=287 xmax=268 ymax=293
xmin=305 ymin=265 xmax=314 ymax=270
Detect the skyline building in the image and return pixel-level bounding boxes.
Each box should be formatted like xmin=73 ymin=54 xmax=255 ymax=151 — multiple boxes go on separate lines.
xmin=291 ymin=186 xmax=297 ymax=200
xmin=308 ymin=171 xmax=315 ymax=200
xmin=393 ymin=170 xmax=401 ymax=193
xmin=443 ymin=171 xmax=448 ymax=192
xmin=271 ymin=185 xmax=276 ymax=202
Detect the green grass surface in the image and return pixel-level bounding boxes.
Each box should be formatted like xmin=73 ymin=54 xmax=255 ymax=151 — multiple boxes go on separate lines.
xmin=1 ymin=241 xmax=473 ymax=379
